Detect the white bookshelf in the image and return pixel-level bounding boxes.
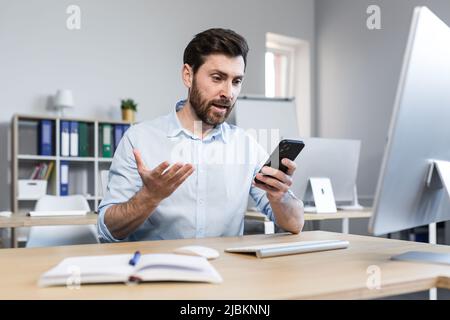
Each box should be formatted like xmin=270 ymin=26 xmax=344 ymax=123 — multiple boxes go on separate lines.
xmin=59 ymin=156 xmax=97 ymax=162
xmin=18 ymin=155 xmax=57 ymax=161
xmin=11 ymin=114 xmax=132 ymax=214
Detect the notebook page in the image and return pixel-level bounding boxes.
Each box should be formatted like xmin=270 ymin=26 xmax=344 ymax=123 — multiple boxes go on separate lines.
xmin=136 ymin=254 xmax=206 ymax=271
xmin=135 ymin=254 xmax=223 ymax=284
xmin=39 ymin=255 xmax=134 ymax=287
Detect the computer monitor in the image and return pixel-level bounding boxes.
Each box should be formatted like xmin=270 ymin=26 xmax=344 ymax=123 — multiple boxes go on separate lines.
xmin=290 ymin=137 xmax=361 ymax=207
xmin=368 ymin=7 xmax=450 ymax=263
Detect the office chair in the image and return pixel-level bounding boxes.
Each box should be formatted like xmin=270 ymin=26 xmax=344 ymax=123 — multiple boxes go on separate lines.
xmin=26 ymin=195 xmax=99 ymax=248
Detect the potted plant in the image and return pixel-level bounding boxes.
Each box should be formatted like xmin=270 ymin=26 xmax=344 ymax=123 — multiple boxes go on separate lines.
xmin=121 ymin=98 xmax=137 ymax=122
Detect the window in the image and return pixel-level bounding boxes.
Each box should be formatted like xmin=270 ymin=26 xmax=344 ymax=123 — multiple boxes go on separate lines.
xmin=265 ymin=46 xmax=294 ymax=98
xmin=265 ymin=33 xmax=312 ymax=136
xmin=265 ymin=52 xmax=288 ymax=97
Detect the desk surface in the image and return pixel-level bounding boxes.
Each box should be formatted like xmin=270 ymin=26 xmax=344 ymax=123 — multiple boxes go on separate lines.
xmin=246 ymin=208 xmax=372 ymax=222
xmin=1 ymin=231 xmax=450 ymax=300
xmin=0 ymin=210 xmax=371 ymax=228
xmin=304 ymin=208 xmax=372 ymax=221
xmin=0 ymin=212 xmax=98 ymax=228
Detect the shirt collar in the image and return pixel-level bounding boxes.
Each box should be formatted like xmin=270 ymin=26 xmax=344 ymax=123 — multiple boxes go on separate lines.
xmin=166 ymin=100 xmax=228 ymax=143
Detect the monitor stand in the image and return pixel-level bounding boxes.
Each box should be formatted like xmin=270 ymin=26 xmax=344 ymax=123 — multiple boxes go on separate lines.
xmin=337 ymin=185 xmax=364 ymax=211
xmin=392 ymin=251 xmax=450 ymax=265
xmin=303 ymin=178 xmax=337 ymax=213
xmin=391 ymin=160 xmax=450 ymax=265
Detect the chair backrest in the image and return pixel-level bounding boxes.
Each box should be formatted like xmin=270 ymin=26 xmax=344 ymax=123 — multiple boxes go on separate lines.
xmin=26 ymin=195 xmax=98 ymax=248
xmin=35 ymin=195 xmax=90 ymax=211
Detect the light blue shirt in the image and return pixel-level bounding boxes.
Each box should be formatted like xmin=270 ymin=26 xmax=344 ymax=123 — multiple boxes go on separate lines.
xmin=97 ymin=101 xmax=275 ymax=242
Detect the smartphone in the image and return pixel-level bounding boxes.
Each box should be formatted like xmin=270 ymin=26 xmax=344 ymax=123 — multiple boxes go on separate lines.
xmin=254 ymin=139 xmax=305 ymax=185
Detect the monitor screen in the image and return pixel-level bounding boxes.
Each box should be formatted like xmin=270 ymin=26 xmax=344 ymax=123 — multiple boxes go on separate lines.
xmin=369 ymin=7 xmax=450 ymax=236
xmin=290 ymin=137 xmax=361 ymax=204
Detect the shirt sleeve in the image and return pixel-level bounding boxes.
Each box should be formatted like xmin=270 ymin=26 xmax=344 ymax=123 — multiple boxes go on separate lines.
xmin=97 ymin=128 xmax=141 ymax=243
xmin=249 ymin=184 xmax=276 ymax=223
xmin=248 ymin=138 xmax=277 ymax=223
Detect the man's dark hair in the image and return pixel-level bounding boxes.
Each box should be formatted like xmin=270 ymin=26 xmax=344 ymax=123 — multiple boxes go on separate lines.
xmin=183 ymin=28 xmax=249 ymax=74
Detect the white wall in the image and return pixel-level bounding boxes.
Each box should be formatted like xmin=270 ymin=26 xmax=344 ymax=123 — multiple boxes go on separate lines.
xmin=0 ymin=0 xmax=315 ymax=210
xmin=5 ymin=0 xmax=450 ymax=209
xmin=315 ymin=0 xmax=450 ymax=200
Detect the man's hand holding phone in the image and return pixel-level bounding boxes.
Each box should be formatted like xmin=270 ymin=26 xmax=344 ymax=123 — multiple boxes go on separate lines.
xmin=253 ymin=158 xmax=297 ymax=202
xmin=253 ymin=139 xmax=304 ymax=202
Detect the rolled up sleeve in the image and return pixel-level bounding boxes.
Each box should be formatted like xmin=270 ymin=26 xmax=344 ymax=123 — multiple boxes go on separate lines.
xmin=249 ymin=184 xmax=275 ymax=223
xmin=97 ymin=128 xmax=142 ymax=243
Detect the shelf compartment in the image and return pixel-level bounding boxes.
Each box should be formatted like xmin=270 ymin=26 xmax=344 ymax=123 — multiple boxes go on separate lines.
xmin=17 ymin=118 xmax=56 ymax=156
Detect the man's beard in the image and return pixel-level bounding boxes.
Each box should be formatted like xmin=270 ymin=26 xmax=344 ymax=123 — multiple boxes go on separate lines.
xmin=189 ymin=80 xmax=235 ymax=127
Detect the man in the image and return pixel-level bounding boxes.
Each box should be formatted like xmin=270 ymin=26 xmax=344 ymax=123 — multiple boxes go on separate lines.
xmin=98 ymin=28 xmax=304 ymax=242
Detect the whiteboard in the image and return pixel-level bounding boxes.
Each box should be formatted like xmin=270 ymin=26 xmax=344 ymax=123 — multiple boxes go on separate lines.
xmin=231 ymin=97 xmax=299 ymax=152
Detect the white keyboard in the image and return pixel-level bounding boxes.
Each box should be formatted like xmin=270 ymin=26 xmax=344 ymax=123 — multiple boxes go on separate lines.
xmin=225 ymin=240 xmax=349 ymax=258
xmin=27 ymin=210 xmax=89 ymax=217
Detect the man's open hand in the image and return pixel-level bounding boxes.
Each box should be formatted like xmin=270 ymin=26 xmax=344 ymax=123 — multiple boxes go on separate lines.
xmin=133 ymin=149 xmax=195 ymax=203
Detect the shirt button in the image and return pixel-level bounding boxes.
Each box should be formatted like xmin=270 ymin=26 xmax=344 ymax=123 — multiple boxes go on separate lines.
xmin=199 ymin=199 xmax=204 ymax=205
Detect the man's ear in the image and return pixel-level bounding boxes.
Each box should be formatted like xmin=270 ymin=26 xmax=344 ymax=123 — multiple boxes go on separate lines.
xmin=182 ymin=64 xmax=193 ymax=88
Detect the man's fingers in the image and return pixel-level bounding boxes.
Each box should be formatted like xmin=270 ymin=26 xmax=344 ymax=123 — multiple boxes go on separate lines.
xmin=167 ymin=164 xmax=194 ymax=185
xmin=261 ymin=166 xmax=292 ymax=186
xmin=161 ymin=163 xmax=185 ymax=180
xmin=253 ymin=180 xmax=278 ymax=193
xmin=151 ymin=161 xmax=171 ymax=176
xmin=256 ymin=173 xmax=289 ymax=193
xmin=133 ymin=149 xmax=149 ymax=173
xmin=171 ymin=166 xmax=195 ymax=189
xmin=282 ymin=158 xmax=297 ymax=176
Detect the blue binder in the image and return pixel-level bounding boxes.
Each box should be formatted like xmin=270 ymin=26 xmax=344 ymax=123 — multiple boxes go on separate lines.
xmin=122 ymin=124 xmax=131 ymax=134
xmin=38 ymin=120 xmax=53 ymax=156
xmin=60 ymin=161 xmax=69 ymax=196
xmin=113 ymin=124 xmax=124 ymax=152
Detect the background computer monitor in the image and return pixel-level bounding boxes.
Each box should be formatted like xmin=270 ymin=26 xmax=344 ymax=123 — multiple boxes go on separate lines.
xmin=369 ymin=7 xmax=450 ymax=236
xmin=290 ymin=137 xmax=361 ymax=205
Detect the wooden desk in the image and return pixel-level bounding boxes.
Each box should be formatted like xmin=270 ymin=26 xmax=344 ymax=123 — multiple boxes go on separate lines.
xmin=303 ymin=209 xmax=372 ymax=221
xmin=246 ymin=208 xmax=372 ymax=234
xmin=1 ymin=231 xmax=450 ymax=299
xmin=305 ymin=208 xmax=372 ymax=234
xmin=2 ymin=210 xmax=370 ymax=247
xmin=0 ymin=212 xmax=98 ymax=248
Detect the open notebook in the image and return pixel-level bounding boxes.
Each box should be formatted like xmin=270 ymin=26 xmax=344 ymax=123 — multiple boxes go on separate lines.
xmin=38 ymin=253 xmax=222 ymax=287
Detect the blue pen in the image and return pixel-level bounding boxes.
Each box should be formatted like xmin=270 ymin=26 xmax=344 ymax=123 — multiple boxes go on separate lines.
xmin=128 ymin=250 xmax=141 ymax=266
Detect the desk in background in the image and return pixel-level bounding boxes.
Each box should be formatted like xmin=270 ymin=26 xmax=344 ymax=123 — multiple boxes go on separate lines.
xmin=0 ymin=210 xmax=371 ymax=248
xmin=0 ymin=212 xmax=98 ymax=248
xmin=1 ymin=231 xmax=450 ymax=299
xmin=246 ymin=208 xmax=372 ymax=234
